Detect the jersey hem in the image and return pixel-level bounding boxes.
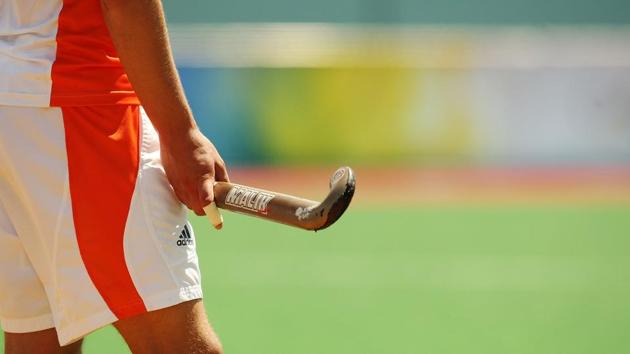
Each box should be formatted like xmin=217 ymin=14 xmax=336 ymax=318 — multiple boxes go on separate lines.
xmin=0 ymin=92 xmax=52 ymax=107
xmin=50 ymin=92 xmax=140 ymax=106
xmin=0 ymin=92 xmax=140 ymax=107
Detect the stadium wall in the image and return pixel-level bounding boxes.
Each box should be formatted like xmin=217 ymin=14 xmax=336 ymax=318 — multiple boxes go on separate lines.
xmin=171 ymin=24 xmax=630 ymax=165
xmin=162 ymin=0 xmax=630 ymax=24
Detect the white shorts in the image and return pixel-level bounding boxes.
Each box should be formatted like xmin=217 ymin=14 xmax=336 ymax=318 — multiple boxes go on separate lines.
xmin=0 ymin=105 xmax=202 ymax=345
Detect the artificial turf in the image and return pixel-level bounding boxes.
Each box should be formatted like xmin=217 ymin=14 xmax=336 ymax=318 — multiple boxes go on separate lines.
xmin=3 ymin=204 xmax=630 ymax=353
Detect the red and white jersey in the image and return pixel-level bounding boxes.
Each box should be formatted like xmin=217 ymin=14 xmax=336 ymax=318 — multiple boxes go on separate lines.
xmin=0 ymin=0 xmax=138 ymax=107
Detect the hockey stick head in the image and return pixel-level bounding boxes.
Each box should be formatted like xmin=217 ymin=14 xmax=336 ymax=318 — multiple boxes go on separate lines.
xmin=313 ymin=166 xmax=356 ymax=231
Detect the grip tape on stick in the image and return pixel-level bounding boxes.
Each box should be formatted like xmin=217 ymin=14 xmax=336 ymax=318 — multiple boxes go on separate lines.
xmin=203 ymin=202 xmax=223 ymax=230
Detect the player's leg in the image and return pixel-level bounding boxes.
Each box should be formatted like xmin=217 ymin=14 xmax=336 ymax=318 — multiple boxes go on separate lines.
xmin=3 ymin=329 xmax=83 ymax=354
xmin=114 ymin=299 xmax=222 ymax=354
xmin=0 ymin=111 xmax=68 ymax=354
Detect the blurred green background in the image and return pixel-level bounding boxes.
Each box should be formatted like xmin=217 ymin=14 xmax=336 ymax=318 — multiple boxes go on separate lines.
xmin=4 ymin=0 xmax=630 ymax=353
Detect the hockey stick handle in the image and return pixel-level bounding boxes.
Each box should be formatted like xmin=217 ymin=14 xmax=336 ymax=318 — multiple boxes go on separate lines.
xmin=213 ymin=182 xmax=320 ymax=229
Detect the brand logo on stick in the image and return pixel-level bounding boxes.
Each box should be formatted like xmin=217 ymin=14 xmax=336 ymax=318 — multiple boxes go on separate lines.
xmin=295 ymin=206 xmax=316 ymax=221
xmin=225 ymin=186 xmax=275 ymax=214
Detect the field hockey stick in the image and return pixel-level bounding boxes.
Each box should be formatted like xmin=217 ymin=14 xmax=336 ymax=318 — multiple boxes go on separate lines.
xmin=203 ymin=167 xmax=356 ymax=231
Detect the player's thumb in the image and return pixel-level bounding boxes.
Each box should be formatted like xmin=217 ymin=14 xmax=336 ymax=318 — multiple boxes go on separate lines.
xmin=198 ymin=177 xmax=215 ymax=212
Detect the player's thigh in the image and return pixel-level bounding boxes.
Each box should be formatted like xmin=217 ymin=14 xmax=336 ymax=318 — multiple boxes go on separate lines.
xmin=114 ymin=299 xmax=222 ymax=354
xmin=4 ymin=329 xmax=83 ymax=354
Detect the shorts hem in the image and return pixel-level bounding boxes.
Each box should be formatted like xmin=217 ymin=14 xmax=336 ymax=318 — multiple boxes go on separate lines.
xmin=56 ymin=285 xmax=203 ymax=346
xmin=144 ymin=284 xmax=204 ymax=311
xmin=56 ymin=310 xmax=116 ymax=346
xmin=0 ymin=313 xmax=55 ymax=334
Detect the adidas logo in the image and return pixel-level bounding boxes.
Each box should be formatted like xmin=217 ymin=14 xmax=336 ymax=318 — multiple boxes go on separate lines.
xmin=176 ymin=225 xmax=194 ymax=246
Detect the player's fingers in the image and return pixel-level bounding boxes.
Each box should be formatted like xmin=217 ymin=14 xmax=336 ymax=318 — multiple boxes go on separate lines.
xmin=170 ymin=181 xmax=202 ymax=215
xmin=214 ymin=161 xmax=230 ymax=183
xmin=172 ymin=185 xmax=191 ymax=208
xmin=182 ymin=191 xmax=203 ymax=215
xmin=198 ymin=177 xmax=216 ymax=213
xmin=190 ymin=187 xmax=205 ymax=216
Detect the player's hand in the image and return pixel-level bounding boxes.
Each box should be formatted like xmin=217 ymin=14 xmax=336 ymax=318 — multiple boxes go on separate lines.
xmin=159 ymin=128 xmax=229 ymax=216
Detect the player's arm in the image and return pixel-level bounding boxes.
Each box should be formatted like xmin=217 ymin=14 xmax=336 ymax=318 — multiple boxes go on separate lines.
xmin=100 ymin=0 xmax=228 ymax=216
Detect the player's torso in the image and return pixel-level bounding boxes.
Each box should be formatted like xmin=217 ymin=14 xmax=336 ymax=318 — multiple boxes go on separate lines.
xmin=0 ymin=0 xmax=137 ymax=107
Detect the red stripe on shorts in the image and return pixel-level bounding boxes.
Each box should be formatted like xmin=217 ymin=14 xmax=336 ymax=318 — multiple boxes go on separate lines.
xmin=63 ymin=105 xmax=146 ymax=319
